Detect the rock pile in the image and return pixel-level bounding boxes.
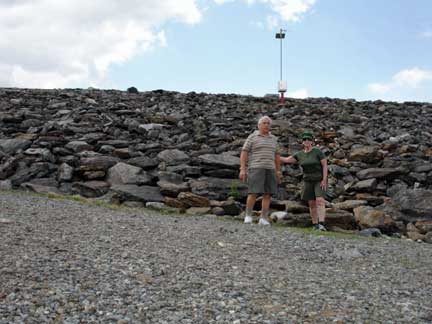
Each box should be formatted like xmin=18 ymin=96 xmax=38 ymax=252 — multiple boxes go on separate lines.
xmin=1 ymin=88 xmax=431 ymax=241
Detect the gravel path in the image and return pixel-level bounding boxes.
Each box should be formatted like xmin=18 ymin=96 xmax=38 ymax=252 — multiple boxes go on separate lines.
xmin=1 ymin=191 xmax=431 ymax=324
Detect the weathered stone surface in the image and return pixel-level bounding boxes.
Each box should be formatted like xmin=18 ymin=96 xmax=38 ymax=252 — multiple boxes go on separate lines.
xmin=356 ymin=168 xmax=404 ymax=180
xmin=146 ymin=202 xmax=179 ymax=212
xmin=348 ymin=146 xmax=380 ymax=163
xmin=189 ymin=177 xmax=248 ymax=201
xmin=58 ymin=163 xmax=74 ymax=182
xmin=157 ymin=149 xmax=189 ymax=165
xmin=406 ymin=231 xmax=426 ymax=241
xmin=349 ymin=178 xmax=377 ymax=192
xmin=72 ymin=181 xmax=110 ymax=198
xmin=21 ymin=182 xmax=63 ymax=195
xmin=65 ymin=141 xmax=94 ymax=153
xmin=281 ymin=200 xmax=309 ymax=213
xmin=325 ymin=208 xmax=357 ymax=229
xmin=177 ymin=192 xmax=210 ymax=207
xmin=157 ymin=180 xmax=190 ymax=197
xmin=359 ymin=228 xmax=382 ymax=237
xmin=353 ymin=206 xmax=396 ymax=232
xmin=164 ymin=196 xmax=189 ymax=210
xmin=278 ymin=213 xmax=311 ymax=227
xmin=333 ymin=200 xmax=368 ymax=211
xmin=198 ymin=153 xmax=240 ymax=169
xmin=1 ymin=87 xmax=432 ymax=233
xmin=107 ymin=162 xmax=152 ymax=185
xmin=127 ymin=156 xmax=159 ymax=170
xmin=392 ymin=189 xmax=432 ymax=219
xmin=210 ymin=199 xmax=241 ymax=215
xmin=10 ymin=162 xmax=57 ymax=187
xmin=415 ymin=220 xmax=432 ymax=234
xmin=79 ymin=156 xmax=120 ymax=171
xmin=0 ymin=179 xmax=12 ymax=190
xmin=0 ymin=139 xmax=32 ymax=154
xmin=111 ymin=184 xmax=164 ymax=203
xmin=186 ymin=207 xmax=212 ymax=215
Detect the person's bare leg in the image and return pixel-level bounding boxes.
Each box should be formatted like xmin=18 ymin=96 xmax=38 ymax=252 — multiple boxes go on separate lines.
xmin=260 ymin=193 xmax=271 ymax=223
xmin=308 ymin=200 xmax=318 ymax=225
xmin=244 ymin=194 xmax=257 ymax=223
xmin=316 ymin=197 xmax=326 ymax=223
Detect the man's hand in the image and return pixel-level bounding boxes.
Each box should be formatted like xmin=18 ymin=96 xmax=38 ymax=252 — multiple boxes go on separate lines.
xmin=239 ymin=169 xmax=247 ymax=182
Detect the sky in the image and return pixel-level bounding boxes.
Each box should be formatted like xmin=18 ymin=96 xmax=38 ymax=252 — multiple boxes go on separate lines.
xmin=1 ymin=0 xmax=432 ymax=102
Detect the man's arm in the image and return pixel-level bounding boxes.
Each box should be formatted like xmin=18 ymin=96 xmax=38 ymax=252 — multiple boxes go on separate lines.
xmin=239 ymin=150 xmax=248 ymax=182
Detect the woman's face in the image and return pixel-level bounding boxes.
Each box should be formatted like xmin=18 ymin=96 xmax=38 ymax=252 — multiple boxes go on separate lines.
xmin=302 ymin=138 xmax=313 ymax=148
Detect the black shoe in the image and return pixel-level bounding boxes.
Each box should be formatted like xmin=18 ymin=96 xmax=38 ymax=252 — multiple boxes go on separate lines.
xmin=318 ymin=224 xmax=327 ymax=231
xmin=312 ymin=224 xmax=320 ymax=230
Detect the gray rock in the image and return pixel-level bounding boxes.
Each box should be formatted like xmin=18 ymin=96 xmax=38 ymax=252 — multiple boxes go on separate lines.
xmin=359 ymin=228 xmax=382 ymax=237
xmin=198 ymin=153 xmax=240 ymax=169
xmin=111 ymin=184 xmax=164 ymax=203
xmin=107 ymin=162 xmax=152 ymax=185
xmin=0 ymin=139 xmax=32 ymax=154
xmin=157 ymin=149 xmax=189 ymax=165
xmin=392 ymin=189 xmax=432 ymax=219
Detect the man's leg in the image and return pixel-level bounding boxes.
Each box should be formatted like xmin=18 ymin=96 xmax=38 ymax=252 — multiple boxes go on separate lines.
xmin=244 ymin=194 xmax=257 ymax=223
xmin=261 ymin=193 xmax=271 ymax=219
xmin=258 ymin=169 xmax=276 ymax=225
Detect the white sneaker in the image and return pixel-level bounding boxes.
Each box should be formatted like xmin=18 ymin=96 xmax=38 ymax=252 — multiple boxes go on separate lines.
xmin=258 ymin=218 xmax=271 ymax=226
xmin=244 ymin=215 xmax=253 ymax=224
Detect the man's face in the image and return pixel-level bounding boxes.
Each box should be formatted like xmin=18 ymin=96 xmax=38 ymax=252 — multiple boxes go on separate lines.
xmin=258 ymin=119 xmax=271 ymax=134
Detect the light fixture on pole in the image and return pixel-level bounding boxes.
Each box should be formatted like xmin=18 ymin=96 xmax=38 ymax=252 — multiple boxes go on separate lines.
xmin=275 ymin=28 xmax=286 ymax=104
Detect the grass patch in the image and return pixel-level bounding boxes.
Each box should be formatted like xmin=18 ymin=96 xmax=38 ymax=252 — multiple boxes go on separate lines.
xmin=274 ymin=223 xmax=365 ymax=240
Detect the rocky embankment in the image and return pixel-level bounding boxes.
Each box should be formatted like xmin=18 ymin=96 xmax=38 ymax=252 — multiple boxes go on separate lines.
xmin=0 ymin=88 xmax=432 ymax=241
xmin=1 ymin=192 xmax=432 ymax=323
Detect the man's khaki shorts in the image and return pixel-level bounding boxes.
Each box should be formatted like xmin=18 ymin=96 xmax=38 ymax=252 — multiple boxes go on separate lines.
xmin=301 ymin=181 xmax=326 ymax=201
xmin=247 ymin=168 xmax=277 ymax=195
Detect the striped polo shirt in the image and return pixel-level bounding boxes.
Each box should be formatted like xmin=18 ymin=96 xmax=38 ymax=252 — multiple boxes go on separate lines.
xmin=242 ymin=131 xmax=280 ymax=170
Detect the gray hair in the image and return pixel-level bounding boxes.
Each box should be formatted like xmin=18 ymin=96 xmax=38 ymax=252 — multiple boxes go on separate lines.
xmin=257 ymin=115 xmax=272 ymax=127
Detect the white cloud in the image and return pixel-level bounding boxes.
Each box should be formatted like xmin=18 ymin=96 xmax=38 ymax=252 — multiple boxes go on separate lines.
xmin=266 ymin=15 xmax=279 ymax=30
xmin=213 ymin=0 xmax=235 ymax=4
xmin=367 ymin=83 xmax=391 ymax=94
xmin=420 ymin=30 xmax=432 ymax=38
xmin=368 ymin=68 xmax=432 ymax=95
xmin=288 ymin=88 xmax=308 ymax=98
xmin=263 ymin=0 xmax=316 ymax=23
xmin=367 ymin=68 xmax=432 ymax=102
xmin=393 ymin=68 xmax=432 ymax=88
xmin=214 ymin=0 xmax=315 ymax=27
xmin=0 ymin=0 xmax=201 ymax=88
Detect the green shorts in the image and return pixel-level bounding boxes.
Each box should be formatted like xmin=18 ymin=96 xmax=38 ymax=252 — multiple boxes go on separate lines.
xmin=247 ymin=168 xmax=277 ymax=195
xmin=301 ymin=181 xmax=326 ymax=201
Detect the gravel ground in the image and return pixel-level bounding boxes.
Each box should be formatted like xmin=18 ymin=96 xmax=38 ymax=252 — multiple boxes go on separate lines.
xmin=1 ymin=191 xmax=431 ymax=324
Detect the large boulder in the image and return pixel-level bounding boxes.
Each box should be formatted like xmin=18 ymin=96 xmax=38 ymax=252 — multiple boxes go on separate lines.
xmin=107 ymin=162 xmax=152 ymax=185
xmin=353 ymin=206 xmax=397 ymax=232
xmin=111 ymin=184 xmax=164 ymax=203
xmin=392 ymin=189 xmax=432 ymax=220
xmin=0 ymin=139 xmax=32 ymax=154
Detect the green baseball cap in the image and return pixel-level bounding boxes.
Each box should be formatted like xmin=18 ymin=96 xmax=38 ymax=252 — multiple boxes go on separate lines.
xmin=301 ymin=132 xmax=314 ymax=140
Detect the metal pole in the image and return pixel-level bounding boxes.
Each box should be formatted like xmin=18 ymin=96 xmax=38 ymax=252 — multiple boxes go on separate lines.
xmin=280 ymin=28 xmax=283 ymax=81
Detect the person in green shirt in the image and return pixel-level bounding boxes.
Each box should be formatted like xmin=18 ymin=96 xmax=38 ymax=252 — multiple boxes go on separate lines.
xmin=281 ymin=132 xmax=328 ymax=231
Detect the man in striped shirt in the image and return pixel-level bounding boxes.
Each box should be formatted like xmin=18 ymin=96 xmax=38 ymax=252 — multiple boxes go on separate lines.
xmin=239 ymin=116 xmax=281 ymax=225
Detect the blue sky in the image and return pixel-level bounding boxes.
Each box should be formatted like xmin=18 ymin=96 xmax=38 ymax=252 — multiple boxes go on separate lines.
xmin=1 ymin=0 xmax=432 ymax=102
